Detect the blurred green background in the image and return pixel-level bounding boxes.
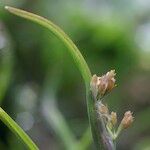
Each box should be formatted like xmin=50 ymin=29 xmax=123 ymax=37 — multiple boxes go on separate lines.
xmin=0 ymin=0 xmax=150 ymax=150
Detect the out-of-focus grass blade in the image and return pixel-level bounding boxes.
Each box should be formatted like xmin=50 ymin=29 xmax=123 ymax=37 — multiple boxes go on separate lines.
xmin=42 ymin=98 xmax=78 ymax=150
xmin=0 ymin=22 xmax=14 ymax=104
xmin=78 ymin=127 xmax=92 ymax=150
xmin=0 ymin=107 xmax=39 ymax=150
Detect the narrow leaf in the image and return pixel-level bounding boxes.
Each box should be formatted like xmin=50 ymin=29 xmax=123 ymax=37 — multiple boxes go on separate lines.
xmin=5 ymin=6 xmax=103 ymax=149
xmin=0 ymin=107 xmax=39 ymax=150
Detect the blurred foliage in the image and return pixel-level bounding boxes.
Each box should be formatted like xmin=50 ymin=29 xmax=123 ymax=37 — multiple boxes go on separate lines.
xmin=0 ymin=22 xmax=14 ymax=104
xmin=0 ymin=0 xmax=150 ymax=150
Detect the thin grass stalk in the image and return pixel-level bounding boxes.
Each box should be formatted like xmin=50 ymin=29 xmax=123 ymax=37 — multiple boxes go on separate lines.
xmin=5 ymin=6 xmax=116 ymax=149
xmin=0 ymin=107 xmax=39 ymax=150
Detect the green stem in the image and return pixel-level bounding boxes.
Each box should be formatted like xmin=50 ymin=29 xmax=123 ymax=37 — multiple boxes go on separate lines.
xmin=5 ymin=6 xmax=104 ymax=149
xmin=78 ymin=127 xmax=92 ymax=150
xmin=95 ymin=101 xmax=116 ymax=150
xmin=115 ymin=124 xmax=123 ymax=139
xmin=106 ymin=124 xmax=115 ymax=140
xmin=0 ymin=107 xmax=39 ymax=150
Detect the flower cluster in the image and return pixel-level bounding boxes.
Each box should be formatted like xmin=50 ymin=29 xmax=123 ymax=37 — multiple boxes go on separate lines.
xmin=121 ymin=111 xmax=134 ymax=129
xmin=97 ymin=102 xmax=134 ymax=139
xmin=91 ymin=70 xmax=134 ymax=140
xmin=90 ymin=70 xmax=116 ymax=100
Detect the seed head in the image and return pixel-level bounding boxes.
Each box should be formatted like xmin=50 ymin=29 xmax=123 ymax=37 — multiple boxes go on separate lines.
xmin=110 ymin=112 xmax=117 ymax=126
xmin=121 ymin=111 xmax=134 ymax=129
xmin=90 ymin=70 xmax=116 ymax=100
